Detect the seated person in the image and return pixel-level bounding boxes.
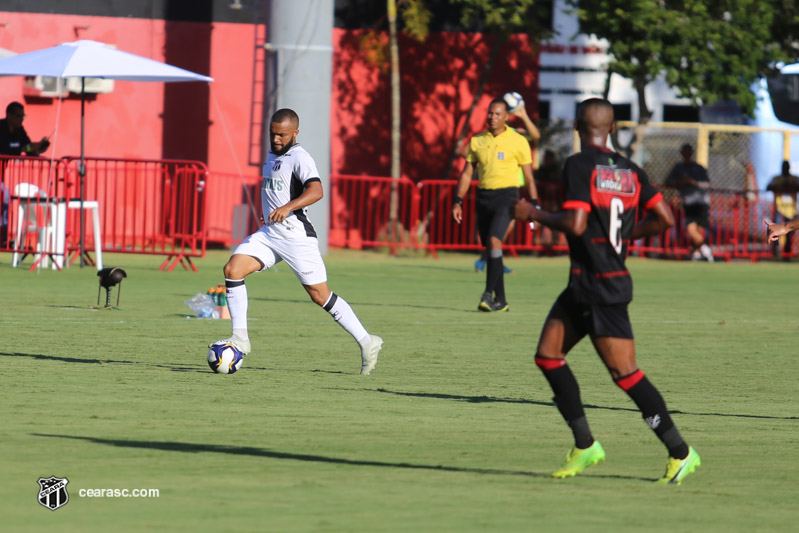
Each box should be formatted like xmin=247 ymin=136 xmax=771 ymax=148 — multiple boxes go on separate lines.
xmin=0 ymin=102 xmax=50 ymax=156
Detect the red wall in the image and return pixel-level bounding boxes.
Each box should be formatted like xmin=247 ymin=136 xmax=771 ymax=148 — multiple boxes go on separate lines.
xmin=0 ymin=12 xmax=539 ymax=182
xmin=331 ymin=29 xmax=539 ymax=182
xmin=0 ymin=12 xmax=256 ymax=175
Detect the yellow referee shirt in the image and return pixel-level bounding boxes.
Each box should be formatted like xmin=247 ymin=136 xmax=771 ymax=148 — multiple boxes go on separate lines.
xmin=466 ymin=127 xmax=532 ymax=190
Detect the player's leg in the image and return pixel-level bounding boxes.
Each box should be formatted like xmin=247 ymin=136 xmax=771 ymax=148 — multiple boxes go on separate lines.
xmin=304 ymin=281 xmax=383 ymax=375
xmin=591 ymin=332 xmax=700 ymax=485
xmin=209 ymin=254 xmax=263 ymax=355
xmin=281 ymin=235 xmax=382 ymax=374
xmin=686 ymin=214 xmax=713 ymax=262
xmin=536 ymin=291 xmax=605 ymax=478
xmin=213 ymin=231 xmax=279 ymax=355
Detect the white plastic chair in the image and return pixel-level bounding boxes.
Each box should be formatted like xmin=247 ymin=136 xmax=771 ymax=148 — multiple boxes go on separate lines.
xmin=11 ymin=183 xmax=57 ymax=268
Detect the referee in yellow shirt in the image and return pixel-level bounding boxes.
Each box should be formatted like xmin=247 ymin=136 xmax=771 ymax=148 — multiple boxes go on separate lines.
xmin=452 ymin=97 xmax=539 ymax=312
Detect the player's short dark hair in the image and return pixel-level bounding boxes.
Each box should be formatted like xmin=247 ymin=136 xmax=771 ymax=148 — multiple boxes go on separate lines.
xmin=576 ymin=98 xmax=613 ymax=121
xmin=680 ymin=143 xmax=693 ymax=152
xmin=6 ymin=101 xmax=23 ymax=116
xmin=490 ymin=97 xmax=509 ymax=111
xmin=271 ymin=108 xmax=299 ymax=127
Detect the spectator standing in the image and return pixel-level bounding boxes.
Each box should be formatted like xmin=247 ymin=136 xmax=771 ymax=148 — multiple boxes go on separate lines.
xmin=766 ymin=160 xmax=799 ymax=259
xmin=664 ymin=143 xmax=713 ymax=262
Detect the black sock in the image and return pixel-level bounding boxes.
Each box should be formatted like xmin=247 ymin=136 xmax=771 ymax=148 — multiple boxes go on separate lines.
xmin=536 ymin=356 xmax=594 ymax=448
xmin=494 ymin=260 xmax=506 ymax=303
xmin=485 ymin=256 xmax=502 ymax=297
xmin=616 ymin=371 xmax=689 ymax=459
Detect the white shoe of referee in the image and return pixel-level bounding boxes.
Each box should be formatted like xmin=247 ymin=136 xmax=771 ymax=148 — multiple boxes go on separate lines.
xmin=360 ymin=335 xmax=383 ymax=375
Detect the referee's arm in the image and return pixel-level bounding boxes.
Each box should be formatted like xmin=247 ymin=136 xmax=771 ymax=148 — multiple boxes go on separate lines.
xmin=452 ymin=160 xmax=477 ymax=224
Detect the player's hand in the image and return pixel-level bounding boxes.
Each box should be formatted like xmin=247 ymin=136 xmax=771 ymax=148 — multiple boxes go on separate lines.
xmin=452 ymin=203 xmax=463 ymax=224
xmin=764 ymin=218 xmax=787 ymax=242
xmin=512 ymin=198 xmax=539 ymax=222
xmin=268 ymin=205 xmax=291 ymax=224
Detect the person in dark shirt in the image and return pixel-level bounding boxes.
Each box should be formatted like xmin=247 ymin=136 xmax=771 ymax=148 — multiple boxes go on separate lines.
xmin=0 ymin=102 xmax=50 ymax=156
xmin=664 ymin=144 xmax=713 ymax=261
xmin=766 ymin=160 xmax=799 ymax=259
xmin=513 ymin=98 xmax=701 ymax=485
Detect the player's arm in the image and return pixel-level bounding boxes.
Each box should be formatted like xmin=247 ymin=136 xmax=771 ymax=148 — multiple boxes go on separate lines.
xmin=452 ymin=160 xmax=476 ymax=224
xmin=631 ymin=199 xmax=674 ymax=240
xmin=513 ymin=200 xmax=587 ymax=236
xmin=765 ymin=216 xmax=799 ymax=242
xmin=268 ymin=180 xmax=323 ymax=224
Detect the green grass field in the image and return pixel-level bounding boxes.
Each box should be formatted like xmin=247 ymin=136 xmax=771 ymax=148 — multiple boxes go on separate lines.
xmin=1 ymin=249 xmax=797 ymax=532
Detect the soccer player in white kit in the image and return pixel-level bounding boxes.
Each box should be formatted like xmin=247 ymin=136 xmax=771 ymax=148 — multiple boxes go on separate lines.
xmin=210 ymin=108 xmax=383 ymax=374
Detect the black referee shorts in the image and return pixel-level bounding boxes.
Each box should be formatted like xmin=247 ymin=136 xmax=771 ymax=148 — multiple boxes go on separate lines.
xmin=476 ymin=187 xmax=519 ymax=245
xmin=547 ymin=289 xmax=634 ymax=340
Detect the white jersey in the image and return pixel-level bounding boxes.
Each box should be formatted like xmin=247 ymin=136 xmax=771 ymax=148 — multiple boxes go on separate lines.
xmin=261 ymin=143 xmax=321 ymax=239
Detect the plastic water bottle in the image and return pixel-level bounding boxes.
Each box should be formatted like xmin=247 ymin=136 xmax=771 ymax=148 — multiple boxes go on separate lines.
xmin=184 ymin=293 xmax=219 ymax=319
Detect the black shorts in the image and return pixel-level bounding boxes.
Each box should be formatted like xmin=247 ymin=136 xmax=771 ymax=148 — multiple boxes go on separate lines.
xmin=547 ymin=289 xmax=634 ymax=340
xmin=476 ymin=187 xmax=519 ymax=245
xmin=683 ymin=204 xmax=710 ymax=229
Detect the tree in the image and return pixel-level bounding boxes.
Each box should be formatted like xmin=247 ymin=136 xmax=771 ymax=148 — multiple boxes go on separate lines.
xmin=569 ymin=0 xmax=777 ymax=156
xmin=441 ymin=0 xmax=553 ymax=179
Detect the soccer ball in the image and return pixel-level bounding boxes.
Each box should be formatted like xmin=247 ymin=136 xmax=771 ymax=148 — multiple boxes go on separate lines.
xmin=207 ymin=342 xmax=244 ymax=374
xmin=503 ymin=91 xmax=524 ymax=112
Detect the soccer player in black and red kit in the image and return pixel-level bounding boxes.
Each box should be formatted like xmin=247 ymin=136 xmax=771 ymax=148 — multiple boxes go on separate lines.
xmin=513 ymin=98 xmax=701 ymax=485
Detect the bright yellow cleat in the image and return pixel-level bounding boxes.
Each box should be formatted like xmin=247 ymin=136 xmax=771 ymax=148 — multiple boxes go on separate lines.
xmin=656 ymin=446 xmax=701 ymax=485
xmin=552 ymin=441 xmax=605 ymax=478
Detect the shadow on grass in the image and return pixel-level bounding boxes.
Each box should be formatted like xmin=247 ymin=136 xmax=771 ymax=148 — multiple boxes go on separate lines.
xmin=372 ymin=388 xmax=799 ymax=421
xmin=32 ymin=433 xmax=650 ymax=482
xmin=0 ymin=351 xmax=269 ymax=374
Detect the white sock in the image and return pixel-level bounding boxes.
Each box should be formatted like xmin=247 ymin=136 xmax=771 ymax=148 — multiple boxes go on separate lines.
xmin=323 ymin=292 xmax=369 ymax=346
xmin=700 ymin=244 xmax=713 ymax=259
xmin=225 ymin=279 xmax=249 ymax=339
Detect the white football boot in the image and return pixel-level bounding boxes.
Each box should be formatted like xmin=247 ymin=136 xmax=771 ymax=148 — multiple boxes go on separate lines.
xmin=209 ymin=334 xmax=251 ymax=356
xmin=360 ymin=335 xmax=383 ymax=375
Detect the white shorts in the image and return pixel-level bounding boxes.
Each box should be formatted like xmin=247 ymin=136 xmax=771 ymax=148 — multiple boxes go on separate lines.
xmin=233 ymin=227 xmax=328 ymax=286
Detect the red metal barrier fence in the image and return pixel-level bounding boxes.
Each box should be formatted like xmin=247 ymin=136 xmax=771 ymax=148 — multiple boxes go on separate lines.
xmin=330 ymin=174 xmax=791 ymax=262
xmin=329 ymin=174 xmax=421 ymax=253
xmin=204 ymin=171 xmax=261 ymax=247
xmin=1 ymin=155 xmax=208 ymax=271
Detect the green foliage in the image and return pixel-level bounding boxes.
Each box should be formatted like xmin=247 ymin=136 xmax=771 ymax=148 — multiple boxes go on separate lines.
xmin=570 ymin=0 xmax=778 ymax=117
xmin=400 ymin=0 xmax=434 ymax=41
xmin=767 ymin=0 xmax=799 ymax=66
xmin=452 ymin=0 xmax=553 ymax=41
xmin=1 ymin=250 xmax=798 ymax=531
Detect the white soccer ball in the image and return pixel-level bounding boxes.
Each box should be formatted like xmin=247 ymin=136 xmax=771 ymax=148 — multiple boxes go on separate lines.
xmin=207 ymin=342 xmax=245 ymax=374
xmin=503 ymin=91 xmax=524 ymax=112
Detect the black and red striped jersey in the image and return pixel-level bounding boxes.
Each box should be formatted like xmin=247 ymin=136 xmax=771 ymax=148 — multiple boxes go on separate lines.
xmin=560 ymin=145 xmax=663 ymax=304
